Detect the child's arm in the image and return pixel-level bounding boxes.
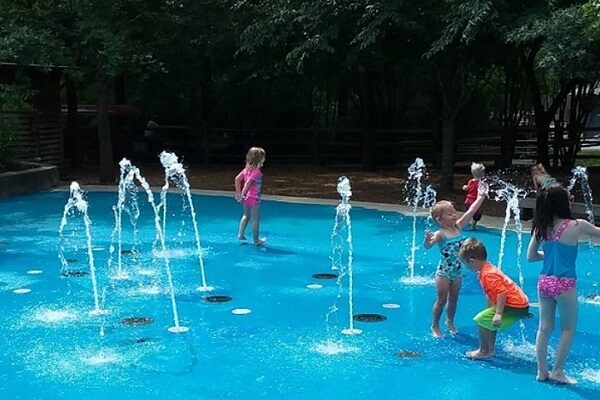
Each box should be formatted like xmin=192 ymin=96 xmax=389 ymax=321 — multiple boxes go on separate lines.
xmin=577 ymin=219 xmax=600 ymax=239
xmin=240 ymin=179 xmax=254 ymax=200
xmin=423 ymin=230 xmax=443 ymax=249
xmin=492 ymin=292 xmax=507 ymax=327
xmin=456 ymin=181 xmax=488 ymax=229
xmin=526 ymin=234 xmax=544 ymax=262
xmin=234 ymin=172 xmax=244 ymax=202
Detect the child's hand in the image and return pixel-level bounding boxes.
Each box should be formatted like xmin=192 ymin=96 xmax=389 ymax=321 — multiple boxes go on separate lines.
xmin=424 ymin=230 xmax=434 ymax=245
xmin=492 ymin=313 xmax=502 ymax=327
xmin=462 ymin=184 xmax=468 ymax=191
xmin=235 ymin=193 xmax=242 ymax=202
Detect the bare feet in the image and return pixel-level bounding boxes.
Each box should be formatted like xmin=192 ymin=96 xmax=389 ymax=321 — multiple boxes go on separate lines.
xmin=238 ymin=235 xmax=247 ymax=241
xmin=445 ymin=320 xmax=459 ymax=334
xmin=465 ymin=349 xmax=495 ymax=360
xmin=253 ymin=238 xmax=267 ymax=246
xmin=549 ymin=372 xmax=577 ymax=385
xmin=536 ymin=371 xmax=549 ymax=382
xmin=431 ymin=325 xmax=443 ymax=338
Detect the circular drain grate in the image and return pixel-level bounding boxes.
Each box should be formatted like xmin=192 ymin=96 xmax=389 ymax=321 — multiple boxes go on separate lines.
xmin=396 ymin=350 xmax=421 ymax=359
xmin=61 ymin=270 xmax=88 ymax=278
xmin=204 ymin=295 xmax=232 ymax=303
xmin=312 ymin=273 xmax=338 ymax=280
xmin=121 ymin=317 xmax=154 ymax=326
xmin=353 ymin=313 xmax=387 ymax=322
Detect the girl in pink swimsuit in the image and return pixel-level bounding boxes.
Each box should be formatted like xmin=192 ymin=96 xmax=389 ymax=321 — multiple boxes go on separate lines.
xmin=527 ymin=186 xmax=600 ymax=384
xmin=235 ymin=147 xmax=266 ymax=245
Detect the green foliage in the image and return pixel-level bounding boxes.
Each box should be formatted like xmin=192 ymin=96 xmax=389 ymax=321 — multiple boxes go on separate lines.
xmin=0 ymin=84 xmax=34 ymax=170
xmin=426 ymin=0 xmax=495 ymax=57
xmin=507 ymin=2 xmax=600 ymax=78
xmin=0 ymin=0 xmax=598 ymax=164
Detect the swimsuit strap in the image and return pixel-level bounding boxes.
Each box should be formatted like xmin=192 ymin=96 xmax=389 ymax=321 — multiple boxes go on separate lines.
xmin=552 ymin=219 xmax=572 ymax=241
xmin=440 ymin=226 xmax=461 ymax=241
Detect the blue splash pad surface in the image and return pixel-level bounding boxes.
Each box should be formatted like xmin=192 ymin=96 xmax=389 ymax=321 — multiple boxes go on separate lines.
xmin=0 ymin=191 xmax=598 ymax=400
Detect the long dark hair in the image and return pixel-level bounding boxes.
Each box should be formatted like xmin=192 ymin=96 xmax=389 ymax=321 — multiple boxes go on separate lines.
xmin=532 ymin=186 xmax=574 ymax=241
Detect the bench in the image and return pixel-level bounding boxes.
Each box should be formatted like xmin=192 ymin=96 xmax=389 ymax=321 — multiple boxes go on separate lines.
xmin=518 ymin=197 xmax=600 ymax=222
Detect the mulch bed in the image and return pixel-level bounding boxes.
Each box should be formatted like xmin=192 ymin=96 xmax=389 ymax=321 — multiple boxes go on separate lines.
xmin=61 ymin=163 xmax=600 ymax=219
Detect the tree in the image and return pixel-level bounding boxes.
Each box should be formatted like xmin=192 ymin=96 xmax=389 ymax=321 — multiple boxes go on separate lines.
xmin=422 ymin=0 xmax=496 ymax=191
xmin=507 ymin=1 xmax=600 ymax=166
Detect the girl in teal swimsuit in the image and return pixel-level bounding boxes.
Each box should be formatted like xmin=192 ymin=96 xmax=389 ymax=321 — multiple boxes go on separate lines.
xmin=527 ymin=186 xmax=600 ymax=384
xmin=424 ymin=182 xmax=487 ymax=338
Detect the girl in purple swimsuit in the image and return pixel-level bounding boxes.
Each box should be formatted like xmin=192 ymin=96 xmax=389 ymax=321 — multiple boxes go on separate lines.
xmin=235 ymin=147 xmax=266 ymax=245
xmin=527 ymin=186 xmax=600 ymax=384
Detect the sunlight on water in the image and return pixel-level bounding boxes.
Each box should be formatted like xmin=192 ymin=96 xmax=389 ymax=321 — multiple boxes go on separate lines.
xmin=501 ymin=339 xmax=536 ymax=360
xmin=399 ymin=276 xmax=435 ymax=286
xmin=235 ymin=260 xmax=263 ymax=270
xmin=135 ymin=268 xmax=157 ymax=276
xmin=313 ymin=340 xmax=359 ymax=356
xmin=83 ymin=350 xmax=121 ymax=365
xmin=34 ymin=309 xmax=77 ymax=323
xmin=133 ymin=285 xmax=163 ymax=296
xmin=152 ymin=248 xmax=192 ymax=259
xmin=0 ymin=272 xmax=34 ymax=290
xmin=581 ymin=295 xmax=600 ymax=305
xmin=581 ymin=368 xmax=600 ymax=384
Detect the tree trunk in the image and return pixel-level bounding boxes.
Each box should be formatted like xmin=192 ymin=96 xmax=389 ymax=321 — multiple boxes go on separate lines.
xmin=361 ymin=70 xmax=376 ymax=171
xmin=96 ymin=61 xmax=114 ymax=183
xmin=440 ymin=110 xmax=455 ymax=192
xmin=533 ymin=111 xmax=550 ymax=165
xmin=521 ymin=48 xmax=553 ymax=166
xmin=65 ymin=77 xmax=80 ymax=167
xmin=114 ymin=74 xmax=126 ymax=104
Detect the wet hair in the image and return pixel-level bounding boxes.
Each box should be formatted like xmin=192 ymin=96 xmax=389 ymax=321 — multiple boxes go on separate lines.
xmin=458 ymin=237 xmax=487 ymax=261
xmin=245 ymin=147 xmax=266 ymax=168
xmin=431 ymin=200 xmax=453 ymax=221
xmin=532 ymin=186 xmax=574 ymax=241
xmin=471 ymin=162 xmax=485 ymax=178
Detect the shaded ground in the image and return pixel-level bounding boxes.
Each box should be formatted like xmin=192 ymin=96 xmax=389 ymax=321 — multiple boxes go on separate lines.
xmin=62 ymin=163 xmax=600 ymax=218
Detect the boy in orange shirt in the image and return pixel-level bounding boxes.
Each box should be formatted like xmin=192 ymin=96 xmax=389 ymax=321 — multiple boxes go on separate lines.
xmin=458 ymin=238 xmax=529 ymax=360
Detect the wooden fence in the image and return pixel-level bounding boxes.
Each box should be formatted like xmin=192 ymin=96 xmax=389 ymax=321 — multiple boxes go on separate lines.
xmin=15 ymin=118 xmax=600 ymax=168
xmin=104 ymin=126 xmax=439 ymax=166
xmin=5 ymin=112 xmax=62 ymax=165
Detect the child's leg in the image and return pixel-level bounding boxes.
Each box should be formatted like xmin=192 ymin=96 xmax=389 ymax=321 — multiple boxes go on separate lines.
xmin=536 ymin=292 xmax=557 ymax=381
xmin=472 ymin=210 xmax=482 ymax=230
xmin=550 ymin=288 xmax=578 ymax=384
xmin=238 ymin=207 xmax=251 ymax=240
xmin=466 ymin=326 xmax=496 ymax=359
xmin=249 ymin=205 xmax=265 ymax=245
xmin=431 ymin=275 xmax=450 ymax=338
xmin=482 ymin=327 xmax=497 ymax=354
xmin=445 ymin=276 xmax=462 ymax=333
